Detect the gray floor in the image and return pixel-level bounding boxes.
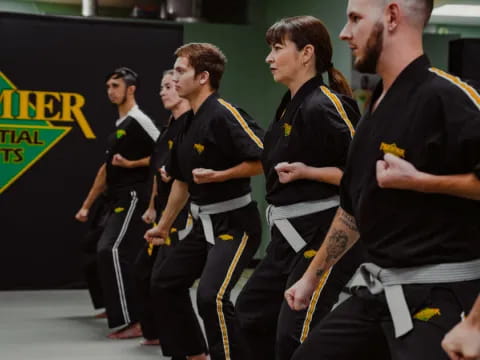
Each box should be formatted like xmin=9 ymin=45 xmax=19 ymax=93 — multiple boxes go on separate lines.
xmin=0 ymin=272 xmax=351 ymax=360
xmin=0 ymin=273 xmax=252 ymax=360
xmin=0 ymin=289 xmax=169 ymax=359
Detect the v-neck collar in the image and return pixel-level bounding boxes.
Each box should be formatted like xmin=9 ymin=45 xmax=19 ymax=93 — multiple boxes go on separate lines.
xmin=276 ymin=76 xmax=324 ymax=122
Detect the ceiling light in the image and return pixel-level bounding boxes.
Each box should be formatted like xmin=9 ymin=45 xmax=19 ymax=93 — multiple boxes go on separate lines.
xmin=432 ymin=4 xmax=480 ymax=18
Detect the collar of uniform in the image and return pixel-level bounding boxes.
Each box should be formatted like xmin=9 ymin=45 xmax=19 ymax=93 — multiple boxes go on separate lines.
xmin=368 ymin=55 xmax=430 ymax=115
xmin=194 ymin=92 xmax=220 ymax=120
xmin=276 ymin=75 xmax=324 ymax=122
xmin=115 ymin=104 xmax=139 ymax=127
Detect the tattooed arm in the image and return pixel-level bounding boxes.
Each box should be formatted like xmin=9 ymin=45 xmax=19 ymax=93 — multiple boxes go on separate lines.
xmin=285 ymin=207 xmax=360 ymax=310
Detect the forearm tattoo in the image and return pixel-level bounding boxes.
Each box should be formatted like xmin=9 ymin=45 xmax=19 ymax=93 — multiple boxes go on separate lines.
xmin=325 ymin=230 xmax=349 ymax=264
xmin=338 ymin=210 xmax=358 ymax=232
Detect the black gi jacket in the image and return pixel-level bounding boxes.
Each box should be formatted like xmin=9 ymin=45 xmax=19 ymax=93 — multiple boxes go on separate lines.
xmin=169 ymin=93 xmax=264 ymax=205
xmin=151 ymin=112 xmax=189 ymax=209
xmin=341 ymin=55 xmax=480 ymax=268
xmin=105 ymin=105 xmax=159 ymax=192
xmin=263 ymin=76 xmax=360 ymax=206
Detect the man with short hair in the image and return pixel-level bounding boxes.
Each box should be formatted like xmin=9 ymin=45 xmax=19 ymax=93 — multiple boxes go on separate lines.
xmin=285 ymin=1 xmax=480 ymax=359
xmin=145 ymin=43 xmax=264 ymax=360
xmin=76 ymin=67 xmax=159 ymax=339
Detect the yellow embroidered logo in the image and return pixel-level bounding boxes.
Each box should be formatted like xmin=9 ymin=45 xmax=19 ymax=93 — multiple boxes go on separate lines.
xmin=168 ymin=139 xmax=173 ymax=150
xmin=116 ymin=129 xmax=126 ymax=139
xmin=304 ymin=250 xmax=317 ymax=259
xmin=194 ymin=143 xmax=205 ymax=154
xmin=413 ymin=308 xmax=441 ymax=322
xmin=283 ymin=123 xmax=292 ymax=137
xmin=170 ymin=228 xmax=177 ymax=233
xmin=114 ymin=207 xmax=124 ymax=213
xmin=219 ymin=234 xmax=234 ymax=241
xmin=380 ymin=142 xmax=405 ymax=158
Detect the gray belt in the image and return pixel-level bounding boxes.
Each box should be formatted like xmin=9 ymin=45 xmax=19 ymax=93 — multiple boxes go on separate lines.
xmin=353 ymin=259 xmax=480 ymax=338
xmin=177 ymin=214 xmax=194 ymax=241
xmin=266 ymin=196 xmax=340 ymax=252
xmin=190 ymin=193 xmax=252 ymax=245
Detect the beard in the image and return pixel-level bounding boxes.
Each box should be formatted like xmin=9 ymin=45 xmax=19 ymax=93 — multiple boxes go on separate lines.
xmin=354 ymin=22 xmax=384 ymax=74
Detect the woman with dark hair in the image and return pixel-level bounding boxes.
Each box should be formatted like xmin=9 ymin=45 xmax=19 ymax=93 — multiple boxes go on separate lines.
xmin=236 ymin=15 xmax=364 ymax=360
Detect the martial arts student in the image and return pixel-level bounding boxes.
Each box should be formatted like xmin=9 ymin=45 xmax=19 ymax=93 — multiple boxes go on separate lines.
xmin=286 ymin=0 xmax=480 ymax=359
xmin=76 ymin=67 xmax=159 ymax=338
xmin=134 ymin=69 xmax=192 ymax=346
xmin=235 ymin=15 xmax=364 ymax=360
xmin=442 ymin=294 xmax=480 ymax=360
xmin=145 ymin=43 xmax=264 ymax=360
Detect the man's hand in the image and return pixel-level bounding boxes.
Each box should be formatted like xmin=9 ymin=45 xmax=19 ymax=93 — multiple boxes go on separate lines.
xmin=144 ymin=224 xmax=169 ymax=246
xmin=275 ymin=162 xmax=307 ymax=184
xmin=160 ymin=166 xmax=172 ymax=183
xmin=192 ymin=168 xmax=223 ymax=184
xmin=442 ymin=317 xmax=480 ymax=360
xmin=376 ymin=153 xmax=421 ymax=189
xmin=75 ymin=208 xmax=89 ymax=222
xmin=285 ymin=275 xmax=318 ymax=311
xmin=112 ymin=154 xmax=132 ymax=168
xmin=142 ymin=207 xmax=157 ymax=224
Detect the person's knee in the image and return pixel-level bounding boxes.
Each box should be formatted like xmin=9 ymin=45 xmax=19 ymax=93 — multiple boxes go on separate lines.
xmin=196 ymin=283 xmax=219 ymax=316
xmin=97 ymin=242 xmax=113 ymax=262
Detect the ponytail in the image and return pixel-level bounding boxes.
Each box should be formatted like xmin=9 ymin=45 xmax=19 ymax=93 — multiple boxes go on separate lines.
xmin=327 ymin=67 xmax=353 ymax=98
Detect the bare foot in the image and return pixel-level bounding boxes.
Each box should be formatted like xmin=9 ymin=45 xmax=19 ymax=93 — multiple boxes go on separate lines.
xmin=94 ymin=311 xmax=107 ymax=319
xmin=140 ymin=338 xmax=160 ymax=346
xmin=107 ymin=322 xmax=142 ymax=339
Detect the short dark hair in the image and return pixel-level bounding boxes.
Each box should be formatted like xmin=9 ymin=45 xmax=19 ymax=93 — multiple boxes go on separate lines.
xmin=106 ymin=67 xmax=138 ymax=87
xmin=175 ymin=43 xmax=227 ymax=90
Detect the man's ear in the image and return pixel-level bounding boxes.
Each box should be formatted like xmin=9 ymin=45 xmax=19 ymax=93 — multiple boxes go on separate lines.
xmin=127 ymin=85 xmax=136 ymax=95
xmin=386 ymin=2 xmax=400 ymax=32
xmin=198 ymin=71 xmax=210 ymax=86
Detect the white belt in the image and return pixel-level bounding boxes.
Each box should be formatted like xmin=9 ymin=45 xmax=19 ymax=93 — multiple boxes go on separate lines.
xmin=190 ymin=193 xmax=252 ymax=244
xmin=266 ymin=196 xmax=340 ymax=252
xmin=350 ymin=259 xmax=480 ymax=338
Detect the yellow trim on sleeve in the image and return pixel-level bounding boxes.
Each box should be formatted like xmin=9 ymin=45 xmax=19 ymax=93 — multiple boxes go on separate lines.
xmin=320 ymin=86 xmax=355 ymax=138
xmin=217 ymin=98 xmax=264 ymax=149
xmin=429 ymin=67 xmax=480 ymax=111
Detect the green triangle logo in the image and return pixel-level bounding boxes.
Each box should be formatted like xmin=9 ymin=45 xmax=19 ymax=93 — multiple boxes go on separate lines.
xmin=0 ymin=72 xmax=72 ymax=194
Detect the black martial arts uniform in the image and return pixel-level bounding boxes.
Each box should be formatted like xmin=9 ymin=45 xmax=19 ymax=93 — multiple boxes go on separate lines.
xmin=97 ymin=105 xmax=159 ymax=328
xmin=151 ymin=93 xmax=264 ymax=360
xmin=81 ymin=193 xmax=109 ymax=310
xmin=134 ymin=112 xmax=191 ymax=341
xmin=293 ymin=56 xmax=480 ymax=360
xmin=236 ymin=76 xmax=364 ymax=360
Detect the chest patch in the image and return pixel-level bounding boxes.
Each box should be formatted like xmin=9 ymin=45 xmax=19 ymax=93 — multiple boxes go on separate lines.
xmin=116 ymin=129 xmax=126 ymax=139
xmin=194 ymin=143 xmax=205 ymax=154
xmin=283 ymin=123 xmax=292 ymax=137
xmin=168 ymin=140 xmax=174 ymax=150
xmin=380 ymin=142 xmax=405 ymax=158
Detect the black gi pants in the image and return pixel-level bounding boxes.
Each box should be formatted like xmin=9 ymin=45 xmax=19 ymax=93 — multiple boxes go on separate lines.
xmin=81 ymin=195 xmax=109 ymax=310
xmin=292 ymin=280 xmax=480 ymax=360
xmin=134 ymin=212 xmax=189 ymax=340
xmin=151 ymin=202 xmax=262 ymax=359
xmin=236 ymin=208 xmax=364 ymax=360
xmin=97 ymin=187 xmax=149 ymax=328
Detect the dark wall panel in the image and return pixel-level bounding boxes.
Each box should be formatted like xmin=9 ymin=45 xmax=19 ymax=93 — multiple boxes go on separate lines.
xmin=0 ymin=12 xmax=183 ymax=290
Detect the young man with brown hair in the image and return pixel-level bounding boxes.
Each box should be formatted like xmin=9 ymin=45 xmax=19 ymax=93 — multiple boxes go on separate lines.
xmin=145 ymin=43 xmax=264 ymax=360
